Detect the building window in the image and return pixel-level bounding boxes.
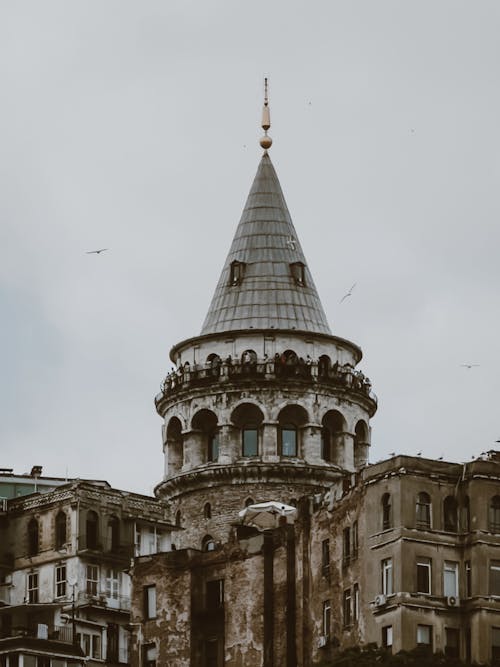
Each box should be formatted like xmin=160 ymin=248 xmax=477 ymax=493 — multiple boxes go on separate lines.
xmin=342 ymin=527 xmax=351 ymax=566
xmin=143 ymin=585 xmax=157 ymax=620
xmin=461 ymin=495 xmax=470 ymax=532
xmin=343 ymin=589 xmax=352 ymax=627
xmin=321 ymin=427 xmax=331 ymax=462
xmin=322 ymin=600 xmax=331 ymax=640
xmin=445 ymin=628 xmax=460 ymax=658
xmin=208 ymin=432 xmax=219 ymax=461
xmin=27 ymin=572 xmax=39 ymax=603
xmin=142 ymin=643 xmax=157 ymax=667
xmin=381 ymin=558 xmax=393 ymax=596
xmin=465 ymin=561 xmax=471 ymax=598
xmin=245 ymin=497 xmax=254 ymax=507
xmin=490 ymin=561 xmax=500 ymax=596
xmin=107 ymin=516 xmax=120 ymax=552
xmin=105 ymin=569 xmax=119 ymax=600
xmin=290 ymin=261 xmax=306 ymax=286
xmin=382 ymin=626 xmax=393 ymax=651
xmin=204 ymin=503 xmax=212 ymax=519
xmin=202 ymin=535 xmax=216 ymax=552
xmin=175 ymin=510 xmax=182 ymax=527
xmin=417 ymin=557 xmax=432 ymax=595
xmin=229 ymin=260 xmax=245 ymax=286
xmin=55 ymin=564 xmax=67 ymax=598
xmin=55 ymin=511 xmax=67 ymax=549
xmin=352 ymin=521 xmax=358 ymax=559
xmin=417 ymin=624 xmax=432 ymax=649
xmin=353 ymin=583 xmax=359 ymax=621
xmin=382 ymin=493 xmax=392 ymax=530
xmin=443 ymin=496 xmax=458 ymax=532
xmin=86 ymin=565 xmax=99 ymax=596
xmin=443 ymin=561 xmax=458 ymax=598
xmin=321 ymin=539 xmax=330 ymax=578
xmin=206 ymin=579 xmax=224 ymax=610
xmin=280 ymin=424 xmax=297 ymax=457
xmin=416 ymin=492 xmax=431 ymax=529
xmin=86 ymin=510 xmax=99 ymax=550
xmin=27 ymin=518 xmax=39 ymax=556
xmin=242 ymin=426 xmax=258 ymax=457
xmin=490 ymin=496 xmax=500 ymax=533
xmin=492 ymin=627 xmax=500 ymax=665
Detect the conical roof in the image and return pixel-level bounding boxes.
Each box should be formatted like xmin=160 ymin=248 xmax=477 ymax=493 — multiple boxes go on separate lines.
xmin=200 ymin=154 xmax=331 ymax=335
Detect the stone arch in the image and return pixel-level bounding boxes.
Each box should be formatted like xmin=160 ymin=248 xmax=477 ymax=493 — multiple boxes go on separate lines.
xmin=281 ymin=349 xmax=299 ymax=377
xmin=322 ymin=410 xmax=347 ymax=465
xmin=166 ymin=416 xmax=183 ymax=476
xmin=245 ymin=497 xmax=255 ymax=507
xmin=277 ymin=404 xmax=308 ymax=457
xmin=318 ymin=354 xmax=331 ymax=379
xmin=231 ymin=403 xmax=264 ymax=457
xmin=354 ymin=419 xmax=369 ymax=468
xmin=202 ymin=534 xmax=216 ymax=552
xmin=192 ymin=408 xmax=219 ymax=463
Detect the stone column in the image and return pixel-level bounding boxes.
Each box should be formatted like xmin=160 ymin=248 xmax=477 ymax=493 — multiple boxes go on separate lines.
xmin=217 ymin=424 xmax=233 ymax=465
xmin=262 ymin=422 xmax=279 ymax=462
xmin=342 ymin=432 xmax=355 ymax=472
xmin=301 ymin=424 xmax=322 ymax=464
xmin=182 ymin=430 xmax=204 ymax=470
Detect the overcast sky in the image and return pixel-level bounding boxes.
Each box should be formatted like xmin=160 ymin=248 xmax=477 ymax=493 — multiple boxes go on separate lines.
xmin=1 ymin=1 xmax=499 ymax=495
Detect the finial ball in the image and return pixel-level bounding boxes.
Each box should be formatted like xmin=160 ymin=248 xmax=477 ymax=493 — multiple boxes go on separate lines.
xmin=260 ymin=135 xmax=273 ymax=150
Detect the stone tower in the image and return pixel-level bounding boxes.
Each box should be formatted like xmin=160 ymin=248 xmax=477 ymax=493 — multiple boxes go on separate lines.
xmin=154 ymin=88 xmax=377 ymax=549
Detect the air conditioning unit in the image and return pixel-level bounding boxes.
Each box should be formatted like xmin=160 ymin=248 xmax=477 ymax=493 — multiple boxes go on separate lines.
xmin=318 ymin=635 xmax=327 ymax=648
xmin=446 ymin=595 xmax=460 ymax=607
xmin=374 ymin=594 xmax=387 ymax=607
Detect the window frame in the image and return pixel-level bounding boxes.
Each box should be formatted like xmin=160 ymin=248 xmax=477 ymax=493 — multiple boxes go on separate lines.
xmin=381 ymin=558 xmax=393 ymax=596
xmin=242 ymin=425 xmax=259 ymax=457
xmin=55 ymin=563 xmax=67 ymax=598
xmin=279 ymin=423 xmax=298 ymax=457
xmin=416 ymin=492 xmax=432 ymax=530
xmin=382 ymin=493 xmax=392 ymax=530
xmin=416 ymin=557 xmax=432 ymax=595
xmin=417 ymin=624 xmax=432 ymax=648
xmin=27 ymin=571 xmax=39 ymax=604
xmin=343 ymin=588 xmax=352 ymax=627
xmin=322 ymin=599 xmax=331 ymax=640
xmin=490 ymin=560 xmax=500 ymax=597
xmin=86 ymin=564 xmax=99 ymax=596
xmin=143 ymin=584 xmax=157 ymax=620
xmin=443 ymin=561 xmax=459 ymax=598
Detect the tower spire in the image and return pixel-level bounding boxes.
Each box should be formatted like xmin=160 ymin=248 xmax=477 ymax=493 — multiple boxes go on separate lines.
xmin=260 ymin=77 xmax=272 ymax=152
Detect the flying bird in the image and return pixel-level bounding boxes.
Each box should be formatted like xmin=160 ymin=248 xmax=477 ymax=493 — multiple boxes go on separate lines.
xmin=340 ymin=283 xmax=356 ymax=303
xmin=460 ymin=363 xmax=480 ymax=369
xmin=86 ymin=248 xmax=109 ymax=255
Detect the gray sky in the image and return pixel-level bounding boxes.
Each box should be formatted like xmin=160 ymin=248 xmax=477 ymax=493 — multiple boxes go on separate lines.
xmin=1 ymin=1 xmax=499 ymax=495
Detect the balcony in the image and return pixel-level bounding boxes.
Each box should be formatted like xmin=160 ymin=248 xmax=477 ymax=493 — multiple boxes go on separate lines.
xmin=156 ymin=358 xmax=377 ymax=407
xmin=77 ymin=536 xmax=133 ymax=562
xmin=76 ymin=591 xmax=130 ymax=612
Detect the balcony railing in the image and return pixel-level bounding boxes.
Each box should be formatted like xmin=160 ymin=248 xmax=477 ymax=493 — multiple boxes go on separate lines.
xmin=77 ymin=591 xmax=130 ymax=611
xmin=157 ymin=358 xmax=377 ymax=405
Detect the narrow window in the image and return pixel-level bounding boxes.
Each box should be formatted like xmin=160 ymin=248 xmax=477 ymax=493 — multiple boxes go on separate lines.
xmin=92 ymin=634 xmax=101 ymax=660
xmin=27 ymin=572 xmax=39 ymax=603
xmin=342 ymin=527 xmax=351 ymax=565
xmin=242 ymin=426 xmax=258 ymax=457
xmin=416 ymin=557 xmax=432 ymax=594
xmin=86 ymin=511 xmax=99 ymax=550
xmin=55 ymin=511 xmax=67 ymax=549
xmin=465 ymin=561 xmax=471 ymax=598
xmin=353 ymin=583 xmax=359 ymax=621
xmin=321 ymin=539 xmax=330 ymax=578
xmin=382 ymin=493 xmax=392 ymax=530
xmin=280 ymin=424 xmax=297 ymax=457
xmin=143 ymin=585 xmax=157 ymax=620
xmin=490 ymin=561 xmax=500 ymax=596
xmin=206 ymin=579 xmax=224 ymax=610
xmin=202 ymin=535 xmax=216 ymax=552
xmin=55 ymin=564 xmax=67 ymax=598
xmin=142 ymin=643 xmax=157 ymax=667
xmin=290 ymin=261 xmax=306 ymax=286
xmin=175 ymin=510 xmax=181 ymax=527
xmin=27 ymin=518 xmax=39 ymax=556
xmin=444 ymin=496 xmax=458 ymax=532
xmin=443 ymin=561 xmax=458 ymax=597
xmin=86 ymin=565 xmax=99 ymax=596
xmin=461 ymin=495 xmax=470 ymax=532
xmin=343 ymin=589 xmax=352 ymax=627
xmin=352 ymin=521 xmax=358 ymax=559
xmin=381 ymin=558 xmax=393 ymax=596
xmin=382 ymin=626 xmax=393 ymax=651
xmin=208 ymin=432 xmax=219 ymax=462
xmin=204 ymin=503 xmax=211 ymax=519
xmin=321 ymin=427 xmax=331 ymax=462
xmin=445 ymin=628 xmax=460 ymax=658
xmin=322 ymin=600 xmax=331 ymax=640
xmin=492 ymin=627 xmax=500 ymax=665
xmin=105 ymin=569 xmax=119 ymax=600
xmin=229 ymin=260 xmax=245 ymax=286
xmin=416 ymin=492 xmax=431 ymax=529
xmin=417 ymin=624 xmax=432 ymax=648
xmin=107 ymin=517 xmax=120 ymax=552
xmin=490 ymin=496 xmax=500 ymax=533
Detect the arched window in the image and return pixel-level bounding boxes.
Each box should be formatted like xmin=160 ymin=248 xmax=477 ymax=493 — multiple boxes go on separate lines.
xmin=192 ymin=409 xmax=219 ymax=463
xmin=282 ymin=350 xmax=298 ymax=377
xmin=443 ymin=496 xmax=458 ymax=532
xmin=318 ymin=355 xmax=331 ymax=379
xmin=28 ymin=518 xmax=39 ymax=556
xmin=321 ymin=411 xmax=346 ymax=464
xmin=461 ymin=495 xmax=470 ymax=532
xmin=175 ymin=510 xmax=182 ymax=527
xmin=489 ymin=496 xmax=500 ymax=533
xmin=204 ymin=503 xmax=211 ymax=519
xmin=166 ymin=417 xmax=183 ymax=476
xmin=382 ymin=493 xmax=392 ymax=530
xmin=231 ymin=403 xmax=264 ymax=458
xmin=245 ymin=498 xmax=254 ymax=507
xmin=107 ymin=516 xmax=120 ymax=552
xmin=202 ymin=535 xmax=216 ymax=552
xmin=278 ymin=405 xmax=308 ymax=457
xmin=86 ymin=511 xmax=99 ymax=550
xmin=354 ymin=420 xmax=369 ymax=468
xmin=241 ymin=350 xmax=257 ymax=365
xmin=416 ymin=492 xmax=431 ymax=530
xmin=55 ymin=511 xmax=67 ymax=550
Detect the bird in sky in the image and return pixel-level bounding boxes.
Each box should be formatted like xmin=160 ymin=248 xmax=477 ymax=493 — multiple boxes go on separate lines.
xmin=460 ymin=363 xmax=480 ymax=369
xmin=416 ymin=451 xmax=422 ymax=456
xmin=86 ymin=248 xmax=109 ymax=255
xmin=388 ymin=452 xmax=395 ymax=457
xmin=340 ymin=283 xmax=356 ymax=303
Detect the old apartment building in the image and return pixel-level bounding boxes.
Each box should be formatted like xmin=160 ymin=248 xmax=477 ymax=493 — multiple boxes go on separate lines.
xmin=2 ymin=90 xmax=499 ymax=666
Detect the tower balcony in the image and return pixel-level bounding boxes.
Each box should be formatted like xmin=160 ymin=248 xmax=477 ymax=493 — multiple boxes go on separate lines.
xmin=155 ymin=356 xmax=377 ymax=415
